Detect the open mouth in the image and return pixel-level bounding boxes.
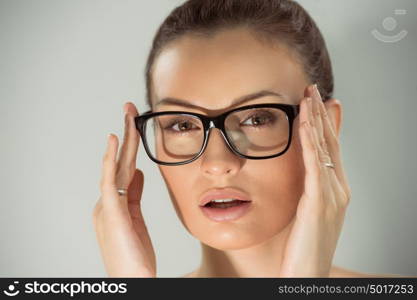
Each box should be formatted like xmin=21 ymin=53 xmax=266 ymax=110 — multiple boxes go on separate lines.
xmin=204 ymin=199 xmax=250 ymax=209
xmin=200 ymin=199 xmax=252 ymax=222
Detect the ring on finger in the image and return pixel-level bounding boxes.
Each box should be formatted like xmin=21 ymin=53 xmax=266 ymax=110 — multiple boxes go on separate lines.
xmin=117 ymin=188 xmax=128 ymax=196
xmin=319 ymin=154 xmax=335 ymax=169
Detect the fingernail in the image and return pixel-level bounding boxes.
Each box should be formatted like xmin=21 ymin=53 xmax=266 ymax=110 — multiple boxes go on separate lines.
xmin=314 ymin=84 xmax=321 ymax=98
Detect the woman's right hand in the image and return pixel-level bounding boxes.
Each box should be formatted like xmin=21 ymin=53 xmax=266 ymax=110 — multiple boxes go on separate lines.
xmin=92 ymin=102 xmax=156 ymax=277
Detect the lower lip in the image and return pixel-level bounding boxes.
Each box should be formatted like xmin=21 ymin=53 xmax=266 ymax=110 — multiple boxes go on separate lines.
xmin=199 ymin=201 xmax=252 ymax=222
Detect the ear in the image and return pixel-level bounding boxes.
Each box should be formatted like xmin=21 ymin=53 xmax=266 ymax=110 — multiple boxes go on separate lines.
xmin=323 ymin=98 xmax=342 ymax=138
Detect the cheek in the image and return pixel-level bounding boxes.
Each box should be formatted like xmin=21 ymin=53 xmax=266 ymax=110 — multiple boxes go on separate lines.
xmin=158 ymin=165 xmax=200 ymax=229
xmin=251 ymin=127 xmax=305 ymax=203
xmin=247 ymin=138 xmax=304 ymax=220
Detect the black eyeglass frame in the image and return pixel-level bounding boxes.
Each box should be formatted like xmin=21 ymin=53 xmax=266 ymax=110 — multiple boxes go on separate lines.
xmin=134 ymin=103 xmax=300 ymax=166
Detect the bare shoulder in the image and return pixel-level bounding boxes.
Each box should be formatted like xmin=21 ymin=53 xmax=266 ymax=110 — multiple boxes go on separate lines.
xmin=330 ymin=265 xmax=404 ymax=278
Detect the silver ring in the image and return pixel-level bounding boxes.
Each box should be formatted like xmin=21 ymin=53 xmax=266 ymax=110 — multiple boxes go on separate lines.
xmin=117 ymin=188 xmax=128 ymax=196
xmin=324 ymin=162 xmax=335 ymax=169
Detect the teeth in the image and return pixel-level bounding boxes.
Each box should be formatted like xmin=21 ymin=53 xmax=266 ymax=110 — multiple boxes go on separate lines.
xmin=210 ymin=198 xmax=236 ymax=203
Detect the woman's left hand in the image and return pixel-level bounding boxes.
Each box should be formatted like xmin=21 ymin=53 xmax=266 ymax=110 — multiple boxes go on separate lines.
xmin=279 ymin=84 xmax=352 ymax=277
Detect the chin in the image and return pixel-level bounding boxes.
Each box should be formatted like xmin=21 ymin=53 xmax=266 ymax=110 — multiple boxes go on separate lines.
xmin=189 ymin=222 xmax=281 ymax=251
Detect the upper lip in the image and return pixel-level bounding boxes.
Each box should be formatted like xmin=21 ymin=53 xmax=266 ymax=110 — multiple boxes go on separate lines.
xmin=199 ymin=187 xmax=252 ymax=207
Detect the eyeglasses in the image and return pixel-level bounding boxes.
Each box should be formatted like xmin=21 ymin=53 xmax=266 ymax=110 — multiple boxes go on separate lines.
xmin=134 ymin=103 xmax=300 ymax=166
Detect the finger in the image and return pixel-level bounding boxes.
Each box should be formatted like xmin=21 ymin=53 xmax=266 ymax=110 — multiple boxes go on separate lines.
xmin=304 ymin=89 xmax=322 ymax=154
xmin=299 ymin=97 xmax=321 ymax=199
xmin=100 ymin=133 xmax=119 ymax=198
xmin=304 ymin=94 xmax=336 ymax=203
xmin=128 ymin=169 xmax=156 ymax=267
xmin=305 ymin=92 xmax=328 ymax=164
xmin=115 ymin=102 xmax=141 ymax=190
xmin=309 ymin=84 xmax=341 ymax=195
xmin=127 ymin=169 xmax=145 ymax=212
xmin=127 ymin=169 xmax=146 ymax=237
xmin=315 ymin=92 xmax=351 ymax=199
xmin=309 ymin=84 xmax=329 ymax=156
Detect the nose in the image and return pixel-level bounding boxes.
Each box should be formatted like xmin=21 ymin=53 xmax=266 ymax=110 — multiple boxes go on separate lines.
xmin=200 ymin=128 xmax=242 ymax=177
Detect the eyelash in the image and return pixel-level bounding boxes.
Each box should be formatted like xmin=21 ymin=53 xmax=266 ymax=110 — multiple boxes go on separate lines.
xmin=240 ymin=110 xmax=277 ymax=128
xmin=163 ymin=118 xmax=201 ymax=134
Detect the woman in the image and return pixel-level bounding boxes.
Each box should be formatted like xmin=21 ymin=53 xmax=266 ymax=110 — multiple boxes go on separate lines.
xmin=93 ymin=0 xmax=394 ymax=277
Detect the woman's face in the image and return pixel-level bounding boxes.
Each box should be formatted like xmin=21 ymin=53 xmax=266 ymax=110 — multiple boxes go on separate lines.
xmin=151 ymin=27 xmax=310 ymax=250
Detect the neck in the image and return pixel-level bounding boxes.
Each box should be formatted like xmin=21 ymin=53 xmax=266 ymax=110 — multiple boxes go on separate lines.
xmin=196 ymin=221 xmax=293 ymax=277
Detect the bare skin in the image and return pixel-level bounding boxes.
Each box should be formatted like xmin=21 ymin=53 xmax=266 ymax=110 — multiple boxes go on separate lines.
xmin=181 ymin=265 xmax=399 ymax=278
xmin=93 ymin=27 xmax=403 ymax=277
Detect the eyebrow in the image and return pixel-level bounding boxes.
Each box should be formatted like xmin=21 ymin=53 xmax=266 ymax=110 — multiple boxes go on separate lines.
xmin=155 ymin=90 xmax=288 ymax=110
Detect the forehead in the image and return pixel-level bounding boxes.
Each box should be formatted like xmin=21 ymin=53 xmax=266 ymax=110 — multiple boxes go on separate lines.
xmin=152 ymin=27 xmax=308 ymax=110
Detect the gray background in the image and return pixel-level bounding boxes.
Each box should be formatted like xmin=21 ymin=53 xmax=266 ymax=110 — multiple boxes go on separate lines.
xmin=0 ymin=0 xmax=416 ymax=277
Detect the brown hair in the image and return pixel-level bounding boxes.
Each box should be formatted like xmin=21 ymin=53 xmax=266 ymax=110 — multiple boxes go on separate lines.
xmin=144 ymin=0 xmax=334 ymax=109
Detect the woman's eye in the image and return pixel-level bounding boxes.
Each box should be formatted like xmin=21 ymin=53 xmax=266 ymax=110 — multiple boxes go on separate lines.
xmin=173 ymin=121 xmax=193 ymax=131
xmin=241 ymin=113 xmax=275 ymax=127
xmin=167 ymin=120 xmax=198 ymax=132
